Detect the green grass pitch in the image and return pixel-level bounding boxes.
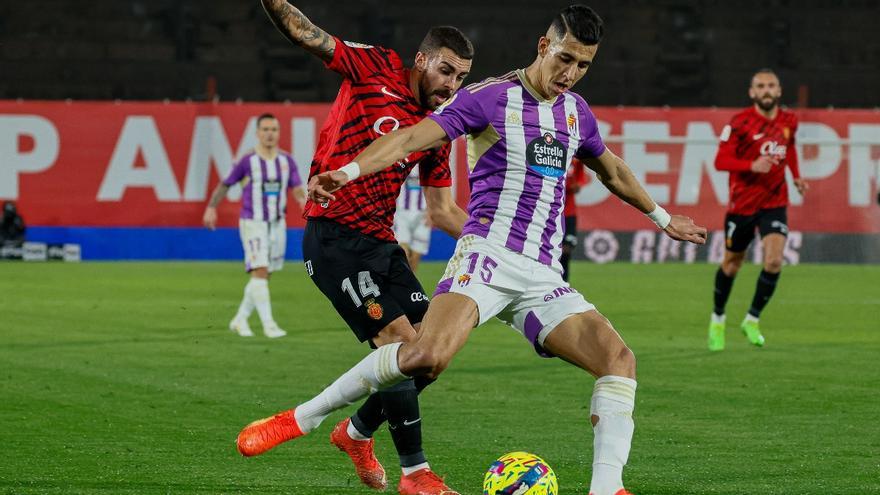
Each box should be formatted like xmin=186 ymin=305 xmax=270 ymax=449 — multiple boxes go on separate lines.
xmin=1 ymin=261 xmax=878 ymax=494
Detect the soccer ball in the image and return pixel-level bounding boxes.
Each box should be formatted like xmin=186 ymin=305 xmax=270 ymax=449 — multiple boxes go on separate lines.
xmin=483 ymin=451 xmax=558 ymax=495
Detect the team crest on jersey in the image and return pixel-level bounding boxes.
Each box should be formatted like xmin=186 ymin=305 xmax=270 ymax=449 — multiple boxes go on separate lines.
xmin=783 ymin=127 xmax=791 ymax=140
xmin=343 ymin=40 xmax=373 ymax=49
xmin=457 ymin=274 xmax=471 ymax=287
xmin=526 ymin=132 xmax=567 ymax=177
xmin=365 ymin=298 xmax=383 ymax=320
xmin=567 ymin=113 xmax=577 ymax=132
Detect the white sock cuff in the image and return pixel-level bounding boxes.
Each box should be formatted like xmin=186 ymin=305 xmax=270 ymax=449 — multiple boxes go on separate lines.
xmin=374 ymin=342 xmax=405 ymax=386
xmin=249 ymin=278 xmax=268 ymax=288
xmin=592 ymin=375 xmax=637 ymax=409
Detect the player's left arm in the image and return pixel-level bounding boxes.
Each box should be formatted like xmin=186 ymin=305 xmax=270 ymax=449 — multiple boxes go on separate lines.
xmin=583 ymin=148 xmax=707 ymax=244
xmin=291 ymin=186 xmax=307 ymax=208
xmin=308 ymin=118 xmax=449 ymax=201
xmin=424 ymin=186 xmax=468 ymax=238
xmin=203 ymin=183 xmax=230 ymax=230
xmin=788 ymin=122 xmax=809 ymax=196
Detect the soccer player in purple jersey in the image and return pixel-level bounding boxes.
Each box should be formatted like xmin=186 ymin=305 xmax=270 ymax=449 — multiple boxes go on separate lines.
xmin=239 ymin=6 xmax=707 ymax=495
xmin=393 ymin=165 xmax=431 ymax=272
xmin=203 ymin=113 xmax=305 ymax=338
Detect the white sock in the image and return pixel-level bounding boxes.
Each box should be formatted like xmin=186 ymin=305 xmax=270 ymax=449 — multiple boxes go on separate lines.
xmin=589 ymin=375 xmax=637 ymax=495
xmin=234 ymin=282 xmax=255 ymax=321
xmin=711 ymin=313 xmax=725 ymax=325
xmin=402 ymin=462 xmax=430 ymax=475
xmin=295 ymin=343 xmax=407 ymax=433
xmin=246 ymin=278 xmax=275 ymax=327
xmin=744 ymin=313 xmax=759 ymax=324
xmin=346 ymin=419 xmax=371 ymax=441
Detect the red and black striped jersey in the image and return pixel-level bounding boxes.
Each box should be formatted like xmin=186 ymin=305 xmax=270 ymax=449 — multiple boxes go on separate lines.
xmin=305 ymin=37 xmax=452 ymax=241
xmin=714 ymin=106 xmax=800 ymax=215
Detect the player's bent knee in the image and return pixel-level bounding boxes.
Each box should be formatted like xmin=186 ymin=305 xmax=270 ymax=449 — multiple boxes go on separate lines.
xmin=399 ymin=346 xmax=448 ymax=379
xmin=764 ymin=258 xmax=783 ymax=273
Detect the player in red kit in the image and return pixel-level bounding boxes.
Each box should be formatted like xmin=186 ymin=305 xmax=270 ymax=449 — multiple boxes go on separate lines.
xmin=707 ymin=68 xmax=809 ymax=351
xmin=243 ymin=2 xmax=472 ymax=494
xmin=561 ymin=158 xmax=588 ymax=281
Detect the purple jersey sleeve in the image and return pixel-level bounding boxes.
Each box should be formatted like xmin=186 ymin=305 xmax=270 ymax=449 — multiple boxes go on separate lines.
xmin=427 ymin=88 xmax=492 ymax=141
xmin=223 ymin=155 xmax=249 ymax=186
xmin=574 ymin=102 xmax=606 ymax=159
xmin=286 ymin=155 xmax=302 ymax=188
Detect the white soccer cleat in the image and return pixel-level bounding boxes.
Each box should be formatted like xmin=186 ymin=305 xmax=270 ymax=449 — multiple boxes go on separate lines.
xmin=263 ymin=323 xmax=287 ymax=339
xmin=229 ymin=317 xmax=255 ymax=337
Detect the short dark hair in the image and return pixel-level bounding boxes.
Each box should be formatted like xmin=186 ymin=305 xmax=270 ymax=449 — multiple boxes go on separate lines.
xmin=418 ymin=26 xmax=474 ymax=60
xmin=752 ymin=68 xmax=779 ymax=80
xmin=550 ymin=5 xmax=604 ymax=45
xmin=257 ymin=113 xmax=277 ymax=125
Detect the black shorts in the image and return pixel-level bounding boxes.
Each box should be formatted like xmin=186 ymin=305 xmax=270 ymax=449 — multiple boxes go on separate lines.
xmin=302 ymin=219 xmax=430 ymax=344
xmin=562 ymin=215 xmax=578 ymax=248
xmin=724 ymin=207 xmax=789 ymax=252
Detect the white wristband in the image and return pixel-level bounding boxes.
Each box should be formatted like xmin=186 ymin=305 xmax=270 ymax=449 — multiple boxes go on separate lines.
xmin=338 ymin=162 xmax=361 ymax=181
xmin=646 ymin=204 xmax=671 ymax=229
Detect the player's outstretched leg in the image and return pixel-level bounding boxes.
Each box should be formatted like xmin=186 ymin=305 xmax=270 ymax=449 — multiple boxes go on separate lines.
xmin=236 ymin=342 xmax=408 ymax=456
xmin=542 ymin=311 xmax=637 ymax=495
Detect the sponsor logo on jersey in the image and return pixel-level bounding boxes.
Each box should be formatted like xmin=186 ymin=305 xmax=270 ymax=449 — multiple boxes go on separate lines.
xmin=527 ymin=132 xmax=567 ymax=177
xmin=365 ymin=298 xmax=383 ymax=320
xmin=760 ymin=140 xmax=787 ymax=159
xmin=263 ymin=180 xmax=282 ymax=196
xmin=373 ymin=116 xmax=401 ymax=136
xmin=410 ymin=292 xmax=429 ymax=302
xmin=543 ymin=286 xmax=579 ymax=302
xmin=381 ymin=86 xmax=404 ymax=100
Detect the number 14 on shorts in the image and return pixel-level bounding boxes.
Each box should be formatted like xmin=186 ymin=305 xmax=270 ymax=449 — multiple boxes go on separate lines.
xmin=342 ymin=271 xmax=381 ymax=307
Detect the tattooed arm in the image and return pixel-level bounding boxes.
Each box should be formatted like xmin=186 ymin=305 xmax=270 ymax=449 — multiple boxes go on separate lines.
xmin=260 ymin=0 xmax=336 ymax=62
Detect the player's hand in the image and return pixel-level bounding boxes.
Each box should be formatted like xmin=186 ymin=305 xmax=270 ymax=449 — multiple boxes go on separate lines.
xmin=793 ymin=178 xmax=809 ymax=196
xmin=308 ymin=170 xmax=350 ymax=202
xmin=663 ymin=214 xmax=708 ymax=245
xmin=750 ymin=156 xmax=777 ymax=173
xmin=203 ymin=207 xmax=218 ymax=230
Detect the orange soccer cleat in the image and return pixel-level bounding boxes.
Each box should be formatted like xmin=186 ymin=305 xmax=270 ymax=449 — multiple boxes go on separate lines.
xmin=398 ymin=468 xmax=459 ymax=495
xmin=236 ymin=408 xmax=304 ymax=457
xmin=329 ymin=418 xmax=387 ymax=490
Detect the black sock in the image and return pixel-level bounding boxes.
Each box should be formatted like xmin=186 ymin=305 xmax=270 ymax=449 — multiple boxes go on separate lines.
xmin=561 ymin=250 xmax=571 ymax=282
xmin=351 ymin=393 xmax=385 ymax=438
xmin=350 ymin=376 xmax=436 ymax=438
xmin=748 ymin=270 xmax=780 ymax=317
xmin=713 ymin=268 xmax=735 ymax=316
xmin=382 ymin=379 xmax=426 ymax=467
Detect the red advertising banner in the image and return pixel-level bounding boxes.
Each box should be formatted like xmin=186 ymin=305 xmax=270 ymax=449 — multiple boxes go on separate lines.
xmin=2 ymin=101 xmax=878 ymax=233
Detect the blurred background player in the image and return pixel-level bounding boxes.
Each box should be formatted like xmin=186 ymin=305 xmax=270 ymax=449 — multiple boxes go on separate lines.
xmin=393 ymin=165 xmax=431 ymax=272
xmin=258 ymin=1 xmax=471 ymax=493
xmin=202 ymin=113 xmax=306 ymax=338
xmin=561 ymin=158 xmax=588 ymax=281
xmin=1 ymin=201 xmax=26 ymax=248
xmin=707 ymin=68 xmax=808 ymax=351
xmin=246 ymin=6 xmax=707 ymax=495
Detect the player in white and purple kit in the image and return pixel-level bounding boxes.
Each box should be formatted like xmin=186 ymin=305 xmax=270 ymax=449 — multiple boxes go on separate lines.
xmin=203 ymin=113 xmax=305 ymax=338
xmin=238 ymin=7 xmax=707 ymax=495
xmin=393 ymin=165 xmax=431 ymax=271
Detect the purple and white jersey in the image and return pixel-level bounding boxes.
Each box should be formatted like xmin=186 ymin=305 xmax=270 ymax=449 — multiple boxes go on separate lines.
xmin=429 ymin=69 xmax=606 ymax=268
xmin=223 ymin=151 xmax=302 ymax=222
xmin=396 ymin=165 xmax=426 ymax=212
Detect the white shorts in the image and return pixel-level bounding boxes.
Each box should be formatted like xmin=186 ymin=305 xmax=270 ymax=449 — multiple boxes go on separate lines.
xmin=393 ymin=210 xmax=431 ymax=255
xmin=434 ymin=235 xmax=595 ymax=357
xmin=239 ymin=219 xmax=286 ymax=272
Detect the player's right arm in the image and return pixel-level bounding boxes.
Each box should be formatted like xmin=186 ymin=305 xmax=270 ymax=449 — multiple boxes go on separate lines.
xmin=203 ymin=184 xmax=230 ymax=230
xmin=260 ymin=0 xmax=335 ymax=62
xmin=308 ymin=118 xmax=450 ymax=201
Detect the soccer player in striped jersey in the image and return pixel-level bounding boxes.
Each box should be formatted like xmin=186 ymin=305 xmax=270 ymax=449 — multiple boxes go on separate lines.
xmin=707 ymin=69 xmax=809 ymax=351
xmin=245 ymin=2 xmax=472 ymax=494
xmin=393 ymin=165 xmax=431 ymax=272
xmin=240 ymin=5 xmax=707 ymax=495
xmin=203 ymin=113 xmax=306 ymax=338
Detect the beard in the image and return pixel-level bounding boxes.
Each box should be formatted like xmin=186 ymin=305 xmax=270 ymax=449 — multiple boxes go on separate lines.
xmin=753 ymin=94 xmax=780 ymax=112
xmin=418 ymin=78 xmax=451 ymax=110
